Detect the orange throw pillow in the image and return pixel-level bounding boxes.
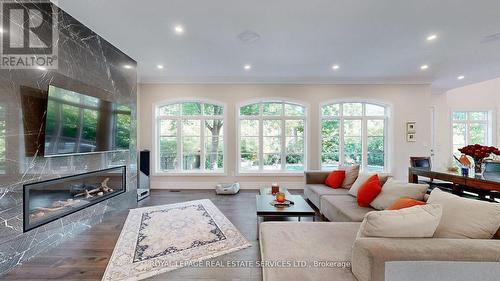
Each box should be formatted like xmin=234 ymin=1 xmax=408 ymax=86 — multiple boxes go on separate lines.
xmin=388 ymin=198 xmax=427 ymax=210
xmin=324 ymin=170 xmax=346 ymax=189
xmin=357 ymin=175 xmax=382 ymax=207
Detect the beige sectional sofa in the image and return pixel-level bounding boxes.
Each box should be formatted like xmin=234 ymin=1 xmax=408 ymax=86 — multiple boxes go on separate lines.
xmin=304 ymin=171 xmax=374 ymax=221
xmin=259 ymin=171 xmax=500 ymax=281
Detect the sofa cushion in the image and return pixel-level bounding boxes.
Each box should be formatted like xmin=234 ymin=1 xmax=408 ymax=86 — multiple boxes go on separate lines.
xmin=370 ymin=178 xmax=428 ymax=210
xmin=388 ymin=198 xmax=426 ymax=210
xmin=428 ymin=188 xmax=500 ymax=239
xmin=358 ymin=204 xmax=442 ymax=238
xmin=348 ymin=172 xmax=390 ymax=197
xmin=339 ymin=165 xmax=360 ymax=189
xmin=260 ymin=222 xmax=360 ymax=281
xmin=321 ymin=195 xmax=375 ymax=222
xmin=357 ymin=175 xmax=382 ymax=207
xmin=352 ymin=236 xmax=500 ymax=281
xmin=304 ymin=184 xmax=350 ymax=209
xmin=325 ymin=170 xmax=346 ymax=188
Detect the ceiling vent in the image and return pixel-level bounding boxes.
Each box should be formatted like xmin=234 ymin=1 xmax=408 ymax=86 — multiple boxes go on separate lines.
xmin=237 ymin=30 xmax=261 ymax=44
xmin=481 ymin=32 xmax=500 ymax=44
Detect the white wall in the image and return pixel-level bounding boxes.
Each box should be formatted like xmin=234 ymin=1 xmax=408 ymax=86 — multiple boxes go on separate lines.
xmin=433 ymin=78 xmax=500 ymax=169
xmin=138 ymin=83 xmax=432 ymax=189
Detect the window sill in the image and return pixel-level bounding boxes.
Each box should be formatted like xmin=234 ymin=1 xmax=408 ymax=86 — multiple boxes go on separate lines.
xmin=153 ymin=172 xmax=227 ymax=177
xmin=236 ymin=172 xmax=305 ymax=177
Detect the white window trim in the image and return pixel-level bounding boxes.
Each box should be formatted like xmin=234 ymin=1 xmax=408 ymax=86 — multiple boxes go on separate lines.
xmin=152 ymin=99 xmax=227 ymax=176
xmin=319 ymin=101 xmax=390 ymax=172
xmin=236 ymin=99 xmax=309 ymax=175
xmin=450 ymin=110 xmax=493 ymax=153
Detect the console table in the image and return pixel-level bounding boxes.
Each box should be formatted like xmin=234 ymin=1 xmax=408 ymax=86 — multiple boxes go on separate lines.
xmin=408 ymin=167 xmax=500 ymax=193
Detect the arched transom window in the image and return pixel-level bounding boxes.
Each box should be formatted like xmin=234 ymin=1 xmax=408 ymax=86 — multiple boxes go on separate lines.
xmin=321 ymin=102 xmax=388 ymax=172
xmin=155 ymin=101 xmax=225 ymax=173
xmin=238 ymin=101 xmax=307 ymax=173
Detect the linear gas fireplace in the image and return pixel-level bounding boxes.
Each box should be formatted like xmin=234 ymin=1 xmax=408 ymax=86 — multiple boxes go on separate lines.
xmin=23 ymin=166 xmax=126 ymax=232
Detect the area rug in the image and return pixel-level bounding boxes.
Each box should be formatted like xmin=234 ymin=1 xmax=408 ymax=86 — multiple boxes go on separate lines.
xmin=102 ymin=199 xmax=251 ymax=281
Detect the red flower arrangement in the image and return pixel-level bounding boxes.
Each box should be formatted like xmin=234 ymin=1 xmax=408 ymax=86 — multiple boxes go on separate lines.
xmin=458 ymin=144 xmax=500 ymax=173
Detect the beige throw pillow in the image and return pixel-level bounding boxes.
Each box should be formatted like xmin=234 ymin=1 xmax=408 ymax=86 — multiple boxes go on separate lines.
xmin=427 ymin=188 xmax=500 ymax=239
xmin=370 ymin=178 xmax=428 ymax=210
xmin=348 ymin=172 xmax=390 ymax=197
xmin=338 ymin=165 xmax=360 ymax=189
xmin=358 ymin=204 xmax=442 ymax=238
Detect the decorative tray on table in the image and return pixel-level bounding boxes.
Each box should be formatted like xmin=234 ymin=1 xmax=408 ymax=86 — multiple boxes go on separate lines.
xmin=270 ymin=199 xmax=295 ymax=208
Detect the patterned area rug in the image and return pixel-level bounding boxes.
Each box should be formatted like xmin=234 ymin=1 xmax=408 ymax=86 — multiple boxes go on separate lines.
xmin=102 ymin=199 xmax=251 ymax=281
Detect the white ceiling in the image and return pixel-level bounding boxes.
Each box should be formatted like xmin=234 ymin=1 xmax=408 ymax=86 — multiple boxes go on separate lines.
xmin=56 ymin=0 xmax=500 ymax=90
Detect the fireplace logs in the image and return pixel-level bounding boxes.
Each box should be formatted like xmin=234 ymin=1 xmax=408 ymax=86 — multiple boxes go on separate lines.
xmin=30 ymin=177 xmax=115 ymax=220
xmin=74 ymin=177 xmax=113 ymax=199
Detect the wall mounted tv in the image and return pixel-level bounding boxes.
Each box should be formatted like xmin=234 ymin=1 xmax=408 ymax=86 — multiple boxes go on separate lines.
xmin=44 ymin=85 xmax=131 ymax=156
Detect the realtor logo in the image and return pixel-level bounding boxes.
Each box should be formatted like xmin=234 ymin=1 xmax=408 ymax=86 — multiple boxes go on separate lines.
xmin=0 ymin=1 xmax=58 ymax=69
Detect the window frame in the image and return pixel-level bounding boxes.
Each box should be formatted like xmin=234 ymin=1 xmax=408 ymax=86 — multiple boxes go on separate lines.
xmin=236 ymin=99 xmax=308 ymax=175
xmin=451 ymin=110 xmax=493 ymax=154
xmin=153 ymin=99 xmax=227 ymax=176
xmin=319 ymin=101 xmax=389 ymax=172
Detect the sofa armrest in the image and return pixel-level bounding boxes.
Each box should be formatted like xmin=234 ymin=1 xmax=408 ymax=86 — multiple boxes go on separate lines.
xmin=304 ymin=171 xmax=330 ymax=184
xmin=352 ymin=237 xmax=500 ymax=281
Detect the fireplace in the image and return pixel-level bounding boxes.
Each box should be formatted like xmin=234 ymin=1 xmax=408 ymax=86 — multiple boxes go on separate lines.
xmin=23 ymin=166 xmax=126 ymax=232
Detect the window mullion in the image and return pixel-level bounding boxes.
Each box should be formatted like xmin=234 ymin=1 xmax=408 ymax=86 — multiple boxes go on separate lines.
xmin=362 ymin=117 xmax=368 ymax=171
xmin=339 ymin=118 xmax=345 ymax=166
xmin=281 ymin=117 xmax=286 ymax=171
xmin=178 ymin=117 xmax=183 ymax=171
xmin=200 ymin=117 xmax=205 ymax=172
xmin=259 ymin=116 xmax=264 ymax=171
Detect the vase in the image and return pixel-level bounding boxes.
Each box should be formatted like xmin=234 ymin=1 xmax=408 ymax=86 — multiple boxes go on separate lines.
xmin=474 ymin=159 xmax=483 ymax=175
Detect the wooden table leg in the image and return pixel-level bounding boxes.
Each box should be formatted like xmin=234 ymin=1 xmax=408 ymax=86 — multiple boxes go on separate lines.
xmin=408 ymin=169 xmax=419 ymax=183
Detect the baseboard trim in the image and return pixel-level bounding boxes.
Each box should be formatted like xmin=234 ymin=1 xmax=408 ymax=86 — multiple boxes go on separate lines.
xmin=150 ymin=181 xmax=305 ymax=190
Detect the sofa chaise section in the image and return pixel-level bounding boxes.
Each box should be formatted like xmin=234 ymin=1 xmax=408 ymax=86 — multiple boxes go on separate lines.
xmin=259 ymin=222 xmax=360 ymax=281
xmin=304 ymin=184 xmax=350 ymax=208
xmin=320 ymin=195 xmax=374 ymax=222
xmin=304 ymin=171 xmax=350 ymax=209
xmin=352 ymin=237 xmax=500 ymax=281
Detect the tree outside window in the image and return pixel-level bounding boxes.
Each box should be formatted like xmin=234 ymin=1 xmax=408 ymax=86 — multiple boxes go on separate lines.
xmin=156 ymin=101 xmax=224 ymax=173
xmin=452 ymin=111 xmax=490 ymax=154
xmin=239 ymin=101 xmax=306 ymax=173
xmin=321 ymin=102 xmax=387 ymax=172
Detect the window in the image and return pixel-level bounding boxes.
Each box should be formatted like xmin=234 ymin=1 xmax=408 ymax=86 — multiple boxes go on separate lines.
xmin=321 ymin=102 xmax=388 ymax=172
xmin=155 ymin=101 xmax=224 ymax=173
xmin=452 ymin=111 xmax=491 ymax=154
xmin=238 ymin=101 xmax=306 ymax=173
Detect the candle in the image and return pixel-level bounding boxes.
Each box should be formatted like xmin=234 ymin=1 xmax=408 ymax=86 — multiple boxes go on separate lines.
xmin=276 ymin=192 xmax=286 ymax=203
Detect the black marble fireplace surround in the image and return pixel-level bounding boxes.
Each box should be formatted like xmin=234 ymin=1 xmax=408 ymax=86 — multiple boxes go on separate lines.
xmin=24 ymin=166 xmax=126 ymax=232
xmin=0 ymin=2 xmax=137 ymax=275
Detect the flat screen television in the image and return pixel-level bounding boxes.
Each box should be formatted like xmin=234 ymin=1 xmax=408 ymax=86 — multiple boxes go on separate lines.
xmin=44 ymin=85 xmax=131 ymax=156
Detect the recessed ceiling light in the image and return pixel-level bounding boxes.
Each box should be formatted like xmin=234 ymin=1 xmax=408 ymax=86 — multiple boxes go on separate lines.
xmin=244 ymin=64 xmax=251 ymax=70
xmin=427 ymin=34 xmax=438 ymax=41
xmin=174 ymin=25 xmax=184 ymax=34
xmin=123 ymin=64 xmax=132 ymax=69
xmin=332 ymin=64 xmax=340 ymax=70
xmin=0 ymin=28 xmax=4 ymax=34
xmin=37 ymin=66 xmax=47 ymax=71
xmin=457 ymin=75 xmax=465 ymax=80
xmin=420 ymin=64 xmax=429 ymax=70
xmin=157 ymin=64 xmax=164 ymax=69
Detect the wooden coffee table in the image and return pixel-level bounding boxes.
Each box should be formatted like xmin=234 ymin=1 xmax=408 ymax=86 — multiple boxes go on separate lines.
xmin=255 ymin=194 xmax=316 ymax=237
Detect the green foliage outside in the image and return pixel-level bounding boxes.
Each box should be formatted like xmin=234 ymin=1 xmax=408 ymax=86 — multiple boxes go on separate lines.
xmin=321 ymin=118 xmax=385 ymax=170
xmin=159 ymin=102 xmax=224 ymax=171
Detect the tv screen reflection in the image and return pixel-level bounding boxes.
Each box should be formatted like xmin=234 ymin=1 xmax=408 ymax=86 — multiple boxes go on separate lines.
xmin=44 ymin=85 xmax=131 ymax=156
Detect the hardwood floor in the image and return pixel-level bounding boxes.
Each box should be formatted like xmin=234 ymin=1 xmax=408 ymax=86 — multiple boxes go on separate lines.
xmin=1 ymin=189 xmax=320 ymax=281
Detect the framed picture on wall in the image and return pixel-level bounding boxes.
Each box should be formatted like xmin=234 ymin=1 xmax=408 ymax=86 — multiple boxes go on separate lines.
xmin=406 ymin=122 xmax=416 ymax=133
xmin=407 ymin=133 xmax=416 ymax=142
